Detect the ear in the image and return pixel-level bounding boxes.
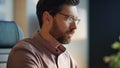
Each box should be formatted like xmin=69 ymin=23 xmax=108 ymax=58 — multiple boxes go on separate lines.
xmin=42 ymin=11 xmax=53 ymax=31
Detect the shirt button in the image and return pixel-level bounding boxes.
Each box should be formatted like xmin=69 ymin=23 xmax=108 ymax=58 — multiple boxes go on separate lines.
xmin=56 ymin=49 xmax=60 ymax=53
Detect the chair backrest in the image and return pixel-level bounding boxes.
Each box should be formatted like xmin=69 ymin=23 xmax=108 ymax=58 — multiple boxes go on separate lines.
xmin=0 ymin=21 xmax=24 ymax=48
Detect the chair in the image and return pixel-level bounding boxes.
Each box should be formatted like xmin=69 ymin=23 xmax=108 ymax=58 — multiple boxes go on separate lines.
xmin=0 ymin=21 xmax=24 ymax=63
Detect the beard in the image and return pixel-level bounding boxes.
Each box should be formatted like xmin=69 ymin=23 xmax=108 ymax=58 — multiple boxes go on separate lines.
xmin=50 ymin=19 xmax=74 ymax=44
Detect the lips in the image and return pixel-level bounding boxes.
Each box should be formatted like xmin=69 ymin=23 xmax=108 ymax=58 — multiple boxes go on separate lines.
xmin=68 ymin=31 xmax=75 ymax=37
xmin=66 ymin=29 xmax=75 ymax=37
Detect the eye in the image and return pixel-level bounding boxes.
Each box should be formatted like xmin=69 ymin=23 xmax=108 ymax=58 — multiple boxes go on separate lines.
xmin=67 ymin=16 xmax=73 ymax=21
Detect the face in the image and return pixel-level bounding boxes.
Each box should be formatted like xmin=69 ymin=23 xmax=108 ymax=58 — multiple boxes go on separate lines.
xmin=50 ymin=5 xmax=79 ymax=44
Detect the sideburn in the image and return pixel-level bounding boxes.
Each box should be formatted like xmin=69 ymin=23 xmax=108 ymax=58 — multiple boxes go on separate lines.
xmin=50 ymin=20 xmax=62 ymax=39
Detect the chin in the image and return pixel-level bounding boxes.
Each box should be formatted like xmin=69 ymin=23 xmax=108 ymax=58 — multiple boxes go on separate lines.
xmin=58 ymin=36 xmax=71 ymax=44
xmin=62 ymin=41 xmax=71 ymax=44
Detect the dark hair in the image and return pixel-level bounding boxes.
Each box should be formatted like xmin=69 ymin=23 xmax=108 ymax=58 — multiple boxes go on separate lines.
xmin=36 ymin=0 xmax=80 ymax=28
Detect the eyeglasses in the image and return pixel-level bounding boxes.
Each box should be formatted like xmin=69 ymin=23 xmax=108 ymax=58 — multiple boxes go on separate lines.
xmin=58 ymin=12 xmax=80 ymax=25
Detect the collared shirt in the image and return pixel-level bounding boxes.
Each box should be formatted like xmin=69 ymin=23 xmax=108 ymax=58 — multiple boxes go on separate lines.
xmin=7 ymin=32 xmax=78 ymax=68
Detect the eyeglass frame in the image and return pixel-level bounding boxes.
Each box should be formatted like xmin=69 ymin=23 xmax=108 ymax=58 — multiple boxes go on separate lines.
xmin=58 ymin=12 xmax=80 ymax=25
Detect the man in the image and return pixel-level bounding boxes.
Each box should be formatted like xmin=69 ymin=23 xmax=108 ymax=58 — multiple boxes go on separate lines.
xmin=7 ymin=0 xmax=80 ymax=68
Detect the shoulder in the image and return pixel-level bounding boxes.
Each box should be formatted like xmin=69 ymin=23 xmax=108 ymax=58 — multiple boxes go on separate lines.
xmin=10 ymin=38 xmax=43 ymax=62
xmin=10 ymin=39 xmax=38 ymax=59
xmin=7 ymin=39 xmax=43 ymax=68
xmin=12 ymin=38 xmax=38 ymax=53
xmin=9 ymin=38 xmax=41 ymax=62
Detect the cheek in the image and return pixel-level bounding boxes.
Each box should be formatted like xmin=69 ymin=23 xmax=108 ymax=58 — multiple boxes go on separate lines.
xmin=55 ymin=16 xmax=70 ymax=33
xmin=57 ymin=21 xmax=69 ymax=33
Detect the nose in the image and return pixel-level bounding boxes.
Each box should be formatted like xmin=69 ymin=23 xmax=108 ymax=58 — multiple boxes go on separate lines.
xmin=70 ymin=22 xmax=77 ymax=30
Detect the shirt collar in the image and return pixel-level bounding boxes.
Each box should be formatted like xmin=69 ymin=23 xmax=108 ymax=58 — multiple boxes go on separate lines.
xmin=32 ymin=32 xmax=66 ymax=56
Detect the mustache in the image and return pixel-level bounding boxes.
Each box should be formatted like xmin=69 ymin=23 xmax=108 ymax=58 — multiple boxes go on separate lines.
xmin=67 ymin=29 xmax=75 ymax=34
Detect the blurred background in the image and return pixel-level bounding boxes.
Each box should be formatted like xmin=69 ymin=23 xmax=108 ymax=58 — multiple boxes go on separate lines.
xmin=0 ymin=0 xmax=120 ymax=68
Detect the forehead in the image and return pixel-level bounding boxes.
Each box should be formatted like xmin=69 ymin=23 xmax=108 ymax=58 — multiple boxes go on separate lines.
xmin=61 ymin=5 xmax=78 ymax=17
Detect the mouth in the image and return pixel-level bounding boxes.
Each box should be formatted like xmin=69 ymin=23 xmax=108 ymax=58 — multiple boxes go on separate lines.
xmin=66 ymin=29 xmax=75 ymax=37
xmin=68 ymin=31 xmax=75 ymax=37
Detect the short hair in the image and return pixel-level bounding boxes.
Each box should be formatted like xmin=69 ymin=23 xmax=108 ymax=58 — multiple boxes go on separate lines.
xmin=36 ymin=0 xmax=80 ymax=28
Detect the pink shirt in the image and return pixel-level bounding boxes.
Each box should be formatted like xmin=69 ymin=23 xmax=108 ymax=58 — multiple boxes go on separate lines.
xmin=7 ymin=32 xmax=78 ymax=68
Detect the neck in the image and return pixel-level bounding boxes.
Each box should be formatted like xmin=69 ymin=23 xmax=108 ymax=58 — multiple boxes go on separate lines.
xmin=39 ymin=29 xmax=60 ymax=47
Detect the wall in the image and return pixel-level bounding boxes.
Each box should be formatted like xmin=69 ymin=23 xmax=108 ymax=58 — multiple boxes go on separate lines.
xmin=27 ymin=0 xmax=39 ymax=37
xmin=14 ymin=0 xmax=28 ymax=37
xmin=0 ymin=0 xmax=13 ymax=21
